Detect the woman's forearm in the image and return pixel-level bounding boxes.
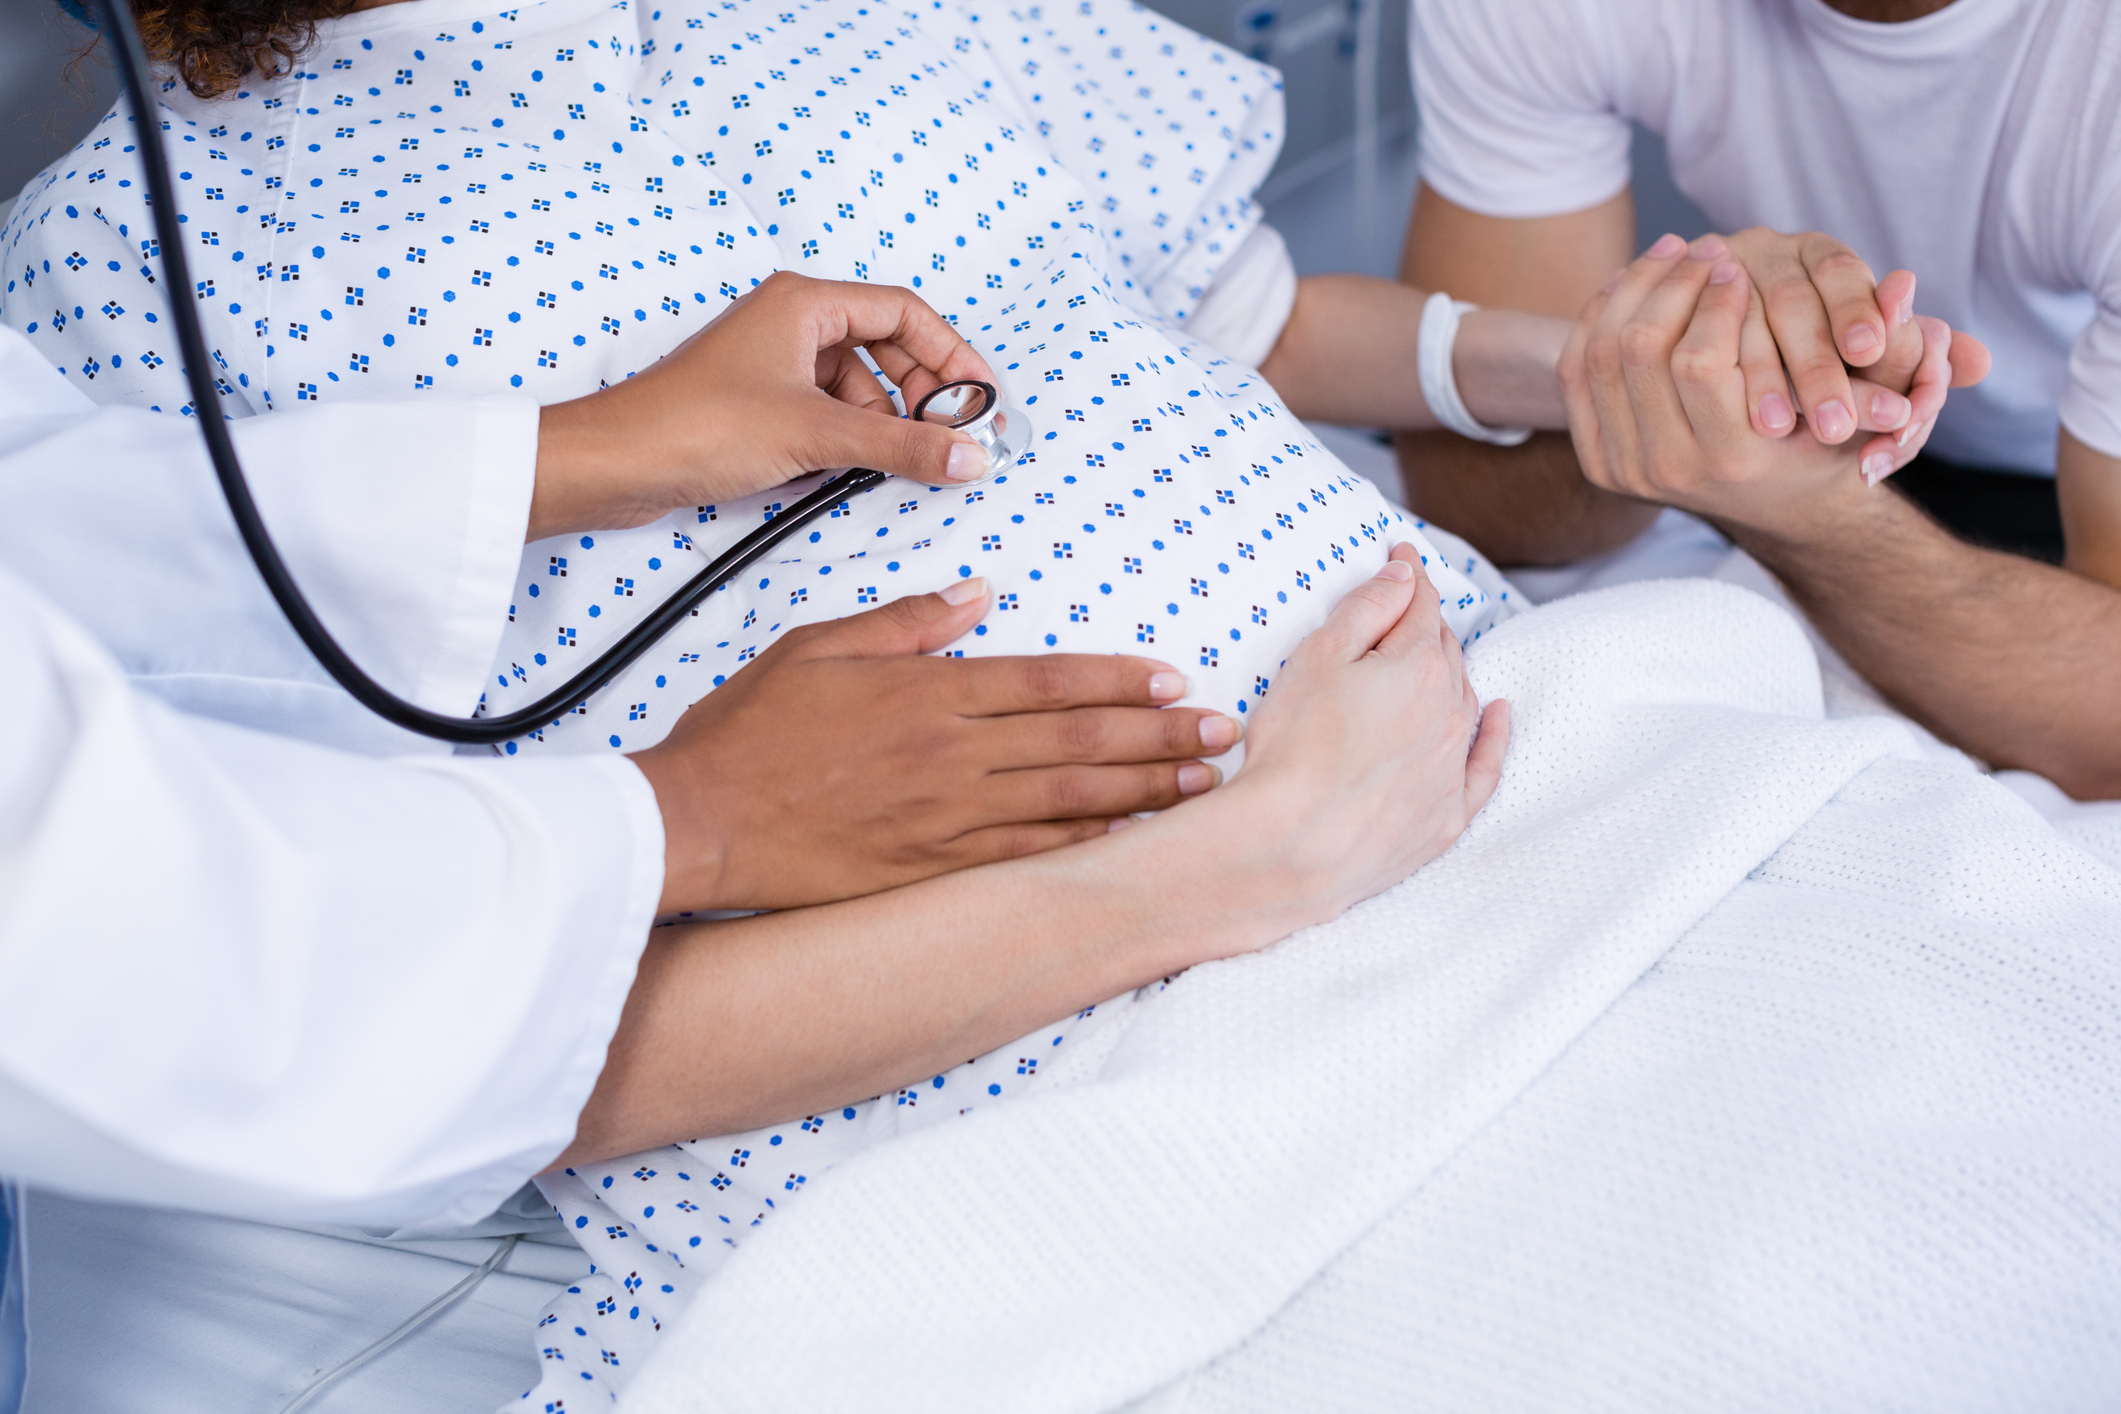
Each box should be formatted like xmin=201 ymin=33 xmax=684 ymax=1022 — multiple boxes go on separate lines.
xmin=1257 ymin=274 xmax=1570 ymax=432
xmin=558 ymin=545 xmax=1511 ymax=1167
xmin=557 ymin=790 xmax=1317 ymax=1166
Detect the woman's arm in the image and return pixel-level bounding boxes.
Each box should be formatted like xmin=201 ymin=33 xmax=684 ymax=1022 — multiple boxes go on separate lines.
xmin=1257 ymin=273 xmax=1571 ymax=434
xmin=559 ymin=544 xmax=1511 ymax=1163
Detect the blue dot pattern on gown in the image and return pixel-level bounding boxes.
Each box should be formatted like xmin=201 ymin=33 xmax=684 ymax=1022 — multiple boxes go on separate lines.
xmin=0 ymin=0 xmax=1518 ymax=1404
xmin=0 ymin=0 xmax=1514 ymax=762
xmin=532 ymin=986 xmax=1156 ymax=1406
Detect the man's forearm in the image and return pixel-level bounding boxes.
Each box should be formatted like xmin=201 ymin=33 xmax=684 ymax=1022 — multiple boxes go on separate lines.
xmin=557 ymin=791 xmax=1321 ymax=1166
xmin=1395 ymin=429 xmax=1660 ymax=567
xmin=1729 ymin=486 xmax=2121 ymax=799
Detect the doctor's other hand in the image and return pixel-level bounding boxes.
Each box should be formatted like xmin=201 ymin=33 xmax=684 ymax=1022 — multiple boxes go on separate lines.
xmin=529 ymin=271 xmax=997 ymax=539
xmin=628 ymin=577 xmax=1241 ymax=912
xmin=1560 ymin=241 xmax=1974 ymax=539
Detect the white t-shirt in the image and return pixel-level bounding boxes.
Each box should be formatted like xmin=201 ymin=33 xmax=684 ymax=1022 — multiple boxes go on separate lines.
xmin=1410 ymin=0 xmax=2121 ymax=475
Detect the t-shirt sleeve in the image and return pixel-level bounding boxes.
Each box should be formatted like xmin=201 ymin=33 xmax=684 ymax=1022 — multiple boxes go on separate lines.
xmin=1410 ymin=0 xmax=1634 ymax=219
xmin=2060 ymin=175 xmax=2121 ymax=461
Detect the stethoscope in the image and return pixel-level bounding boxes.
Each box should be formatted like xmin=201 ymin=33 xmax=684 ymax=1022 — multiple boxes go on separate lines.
xmin=88 ymin=0 xmax=1028 ymax=746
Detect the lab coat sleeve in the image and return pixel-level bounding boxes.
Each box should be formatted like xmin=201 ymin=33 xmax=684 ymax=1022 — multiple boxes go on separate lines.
xmin=0 ymin=326 xmax=540 ymax=755
xmin=0 ymin=563 xmax=663 ymax=1232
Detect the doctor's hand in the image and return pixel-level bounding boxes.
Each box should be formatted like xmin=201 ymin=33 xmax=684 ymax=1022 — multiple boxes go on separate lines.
xmin=628 ymin=578 xmax=1242 ymax=912
xmin=1559 ymin=240 xmax=1974 ymax=539
xmin=528 ymin=271 xmax=997 ymax=540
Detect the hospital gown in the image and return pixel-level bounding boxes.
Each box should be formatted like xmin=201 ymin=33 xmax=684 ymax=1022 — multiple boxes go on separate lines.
xmin=1 ymin=0 xmax=1517 ymax=1402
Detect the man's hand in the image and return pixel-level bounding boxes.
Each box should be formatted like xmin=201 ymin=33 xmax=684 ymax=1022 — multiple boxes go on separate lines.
xmin=630 ymin=577 xmax=1240 ymax=912
xmin=1560 ymin=237 xmax=1980 ymax=537
xmin=530 ymin=272 xmax=998 ymax=539
xmin=1711 ymin=228 xmax=1993 ymax=476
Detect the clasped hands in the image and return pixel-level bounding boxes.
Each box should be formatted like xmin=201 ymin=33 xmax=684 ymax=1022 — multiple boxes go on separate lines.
xmin=1561 ymin=229 xmax=1993 ymax=540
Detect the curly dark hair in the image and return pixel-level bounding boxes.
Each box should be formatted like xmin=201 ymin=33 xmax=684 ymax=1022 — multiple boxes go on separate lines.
xmin=122 ymin=0 xmax=358 ymax=99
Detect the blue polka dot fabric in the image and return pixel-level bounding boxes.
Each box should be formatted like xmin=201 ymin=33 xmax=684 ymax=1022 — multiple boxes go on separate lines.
xmin=1 ymin=3 xmax=1519 ymax=1401
xmin=528 ymin=984 xmax=1158 ymax=1406
xmin=1 ymin=0 xmax=1514 ymax=764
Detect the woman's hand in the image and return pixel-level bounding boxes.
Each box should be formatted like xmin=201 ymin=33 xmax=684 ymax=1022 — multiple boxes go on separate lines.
xmin=529 ymin=271 xmax=998 ymax=539
xmin=1165 ymin=542 xmax=1511 ymax=940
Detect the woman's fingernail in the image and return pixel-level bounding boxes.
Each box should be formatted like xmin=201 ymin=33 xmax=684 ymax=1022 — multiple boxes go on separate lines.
xmin=1691 ymin=234 xmax=1729 ymax=262
xmin=1198 ymin=714 xmax=1241 ymax=750
xmin=1148 ymin=671 xmax=1190 ymax=703
xmin=1814 ymin=399 xmax=1855 ymax=442
xmin=1898 ymin=419 xmax=1927 ymax=449
xmin=1648 ymin=233 xmax=1687 ymax=259
xmin=945 ymin=441 xmax=987 ymax=482
xmin=1871 ymin=390 xmax=1909 ymax=427
xmin=1862 ymin=452 xmax=1893 ymax=487
xmin=1600 ymin=267 xmax=1626 ymax=294
xmin=1176 ymin=762 xmax=1220 ymax=796
xmin=1897 ymin=296 xmax=1915 ymax=327
xmin=1107 ymin=816 xmax=1135 ymax=833
xmin=1708 ymin=259 xmax=1740 ymax=285
xmin=1845 ymin=324 xmax=1880 ymax=356
xmin=1376 ymin=560 xmax=1415 ymax=582
xmin=938 ymin=576 xmax=986 ymax=606
xmin=1759 ymin=393 xmax=1796 ymax=432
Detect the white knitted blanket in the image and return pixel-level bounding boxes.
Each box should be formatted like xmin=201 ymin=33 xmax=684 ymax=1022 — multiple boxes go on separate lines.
xmin=622 ymin=580 xmax=2121 ymax=1413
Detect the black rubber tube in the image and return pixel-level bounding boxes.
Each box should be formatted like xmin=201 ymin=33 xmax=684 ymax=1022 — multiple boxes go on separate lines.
xmin=91 ymin=0 xmax=884 ymax=744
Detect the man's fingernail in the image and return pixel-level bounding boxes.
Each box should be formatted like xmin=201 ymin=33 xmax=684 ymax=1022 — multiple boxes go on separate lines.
xmin=1814 ymin=399 xmax=1855 ymax=441
xmin=1871 ymin=391 xmax=1909 ymax=427
xmin=938 ymin=576 xmax=986 ymax=606
xmin=1708 ymin=259 xmax=1740 ymax=285
xmin=1148 ymin=671 xmax=1190 ymax=702
xmin=1376 ymin=560 xmax=1415 ymax=582
xmin=1691 ymin=234 xmax=1729 ymax=262
xmin=1898 ymin=419 xmax=1927 ymax=449
xmin=1845 ymin=324 xmax=1880 ymax=356
xmin=1107 ymin=816 xmax=1135 ymax=834
xmin=1177 ymin=762 xmax=1220 ymax=796
xmin=1648 ymin=233 xmax=1686 ymax=258
xmin=1862 ymin=452 xmax=1892 ymax=487
xmin=945 ymin=441 xmax=988 ymax=482
xmin=1198 ymin=714 xmax=1241 ymax=750
xmin=1759 ymin=393 xmax=1796 ymax=432
xmin=1601 ymin=267 xmax=1626 ymax=294
xmin=1897 ymin=296 xmax=1915 ymax=327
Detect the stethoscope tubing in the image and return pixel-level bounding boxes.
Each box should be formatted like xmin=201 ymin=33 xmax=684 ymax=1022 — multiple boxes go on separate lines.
xmin=92 ymin=0 xmax=918 ymax=745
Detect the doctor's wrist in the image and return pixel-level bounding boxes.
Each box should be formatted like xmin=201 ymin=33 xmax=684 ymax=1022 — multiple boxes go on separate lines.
xmin=529 ymin=396 xmax=701 ymax=542
xmin=628 ymin=745 xmax=734 ymax=914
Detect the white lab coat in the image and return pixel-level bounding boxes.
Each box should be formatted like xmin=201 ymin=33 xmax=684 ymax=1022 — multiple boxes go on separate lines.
xmin=0 ymin=326 xmax=663 ymax=1231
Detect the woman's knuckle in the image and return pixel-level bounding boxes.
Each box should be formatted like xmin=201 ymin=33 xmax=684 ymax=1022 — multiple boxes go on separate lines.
xmin=1618 ymin=324 xmax=1668 ymax=369
xmin=1671 ymin=346 xmax=1721 ymax=385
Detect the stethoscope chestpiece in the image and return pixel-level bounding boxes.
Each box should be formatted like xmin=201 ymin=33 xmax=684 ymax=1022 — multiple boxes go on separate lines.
xmin=911 ymin=378 xmax=1032 ymax=483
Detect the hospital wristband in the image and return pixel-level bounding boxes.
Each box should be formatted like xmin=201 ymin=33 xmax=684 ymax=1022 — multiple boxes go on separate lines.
xmin=1418 ymin=292 xmax=1535 ymax=447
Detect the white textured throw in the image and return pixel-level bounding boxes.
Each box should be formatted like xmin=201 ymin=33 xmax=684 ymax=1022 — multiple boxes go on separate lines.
xmin=1418 ymin=292 xmax=1535 ymax=446
xmin=624 ymin=581 xmax=2121 ymax=1413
